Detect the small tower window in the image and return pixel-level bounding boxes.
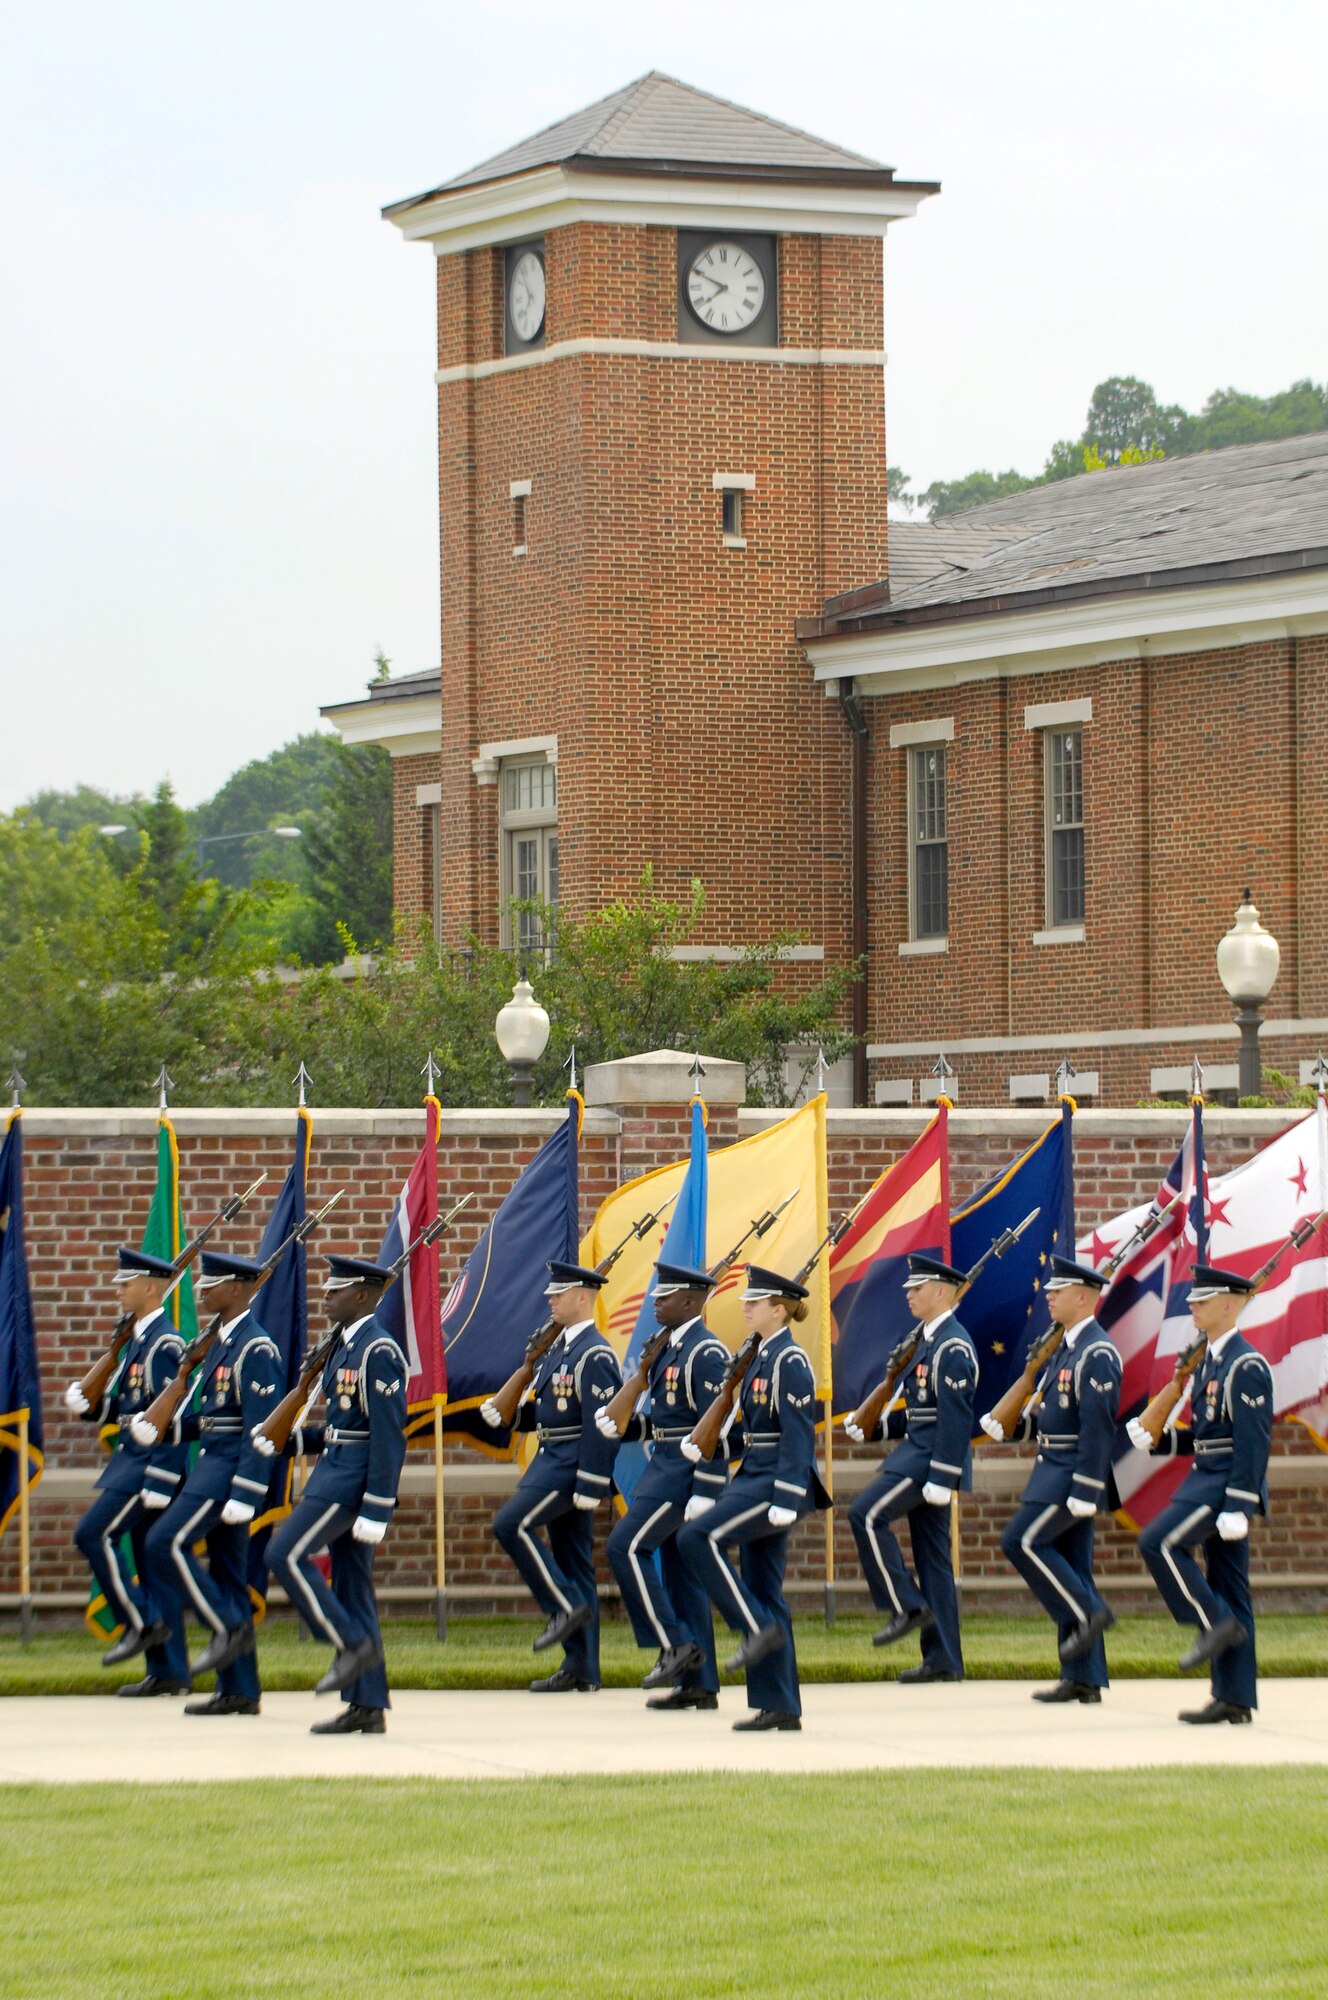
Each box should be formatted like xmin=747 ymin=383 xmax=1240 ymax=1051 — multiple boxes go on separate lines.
xmin=510 ymin=478 xmax=531 ymax=557
xmin=713 ymin=472 xmax=754 ymax=550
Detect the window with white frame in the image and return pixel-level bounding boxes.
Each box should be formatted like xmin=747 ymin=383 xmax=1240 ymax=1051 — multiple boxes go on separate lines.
xmin=500 ymin=756 xmax=558 ymax=952
xmin=910 ymin=744 xmax=948 ymax=940
xmin=1044 ymin=727 xmax=1085 ymax=928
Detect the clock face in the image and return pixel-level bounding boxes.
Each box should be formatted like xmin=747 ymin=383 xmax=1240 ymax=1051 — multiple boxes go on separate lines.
xmin=686 ymin=241 xmax=766 ymax=335
xmin=509 ymin=250 xmax=546 ymax=343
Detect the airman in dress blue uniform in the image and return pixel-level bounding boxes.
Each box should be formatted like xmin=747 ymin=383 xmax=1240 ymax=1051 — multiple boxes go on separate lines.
xmin=264 ymin=1254 xmax=408 ymax=1735
xmin=484 ymin=1261 xmax=623 ymax=1692
xmin=139 ymin=1251 xmax=280 ymax=1715
xmin=1131 ymin=1263 xmax=1273 ymax=1725
xmin=599 ymin=1261 xmax=730 ymax=1710
xmin=66 ymin=1247 xmax=191 ymax=1696
xmin=980 ymin=1255 xmax=1121 ymax=1703
xmin=845 ymin=1253 xmax=978 ymax=1682
xmin=677 ymin=1264 xmax=830 ymax=1732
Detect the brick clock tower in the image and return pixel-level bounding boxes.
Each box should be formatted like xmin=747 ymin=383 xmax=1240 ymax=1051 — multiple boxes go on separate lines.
xmin=361 ymin=74 xmax=935 ymax=966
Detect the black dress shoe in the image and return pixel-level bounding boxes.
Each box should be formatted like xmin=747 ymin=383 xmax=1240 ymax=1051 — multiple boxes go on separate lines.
xmin=529 ymin=1668 xmax=599 ymax=1692
xmin=872 ymin=1607 xmax=937 ymax=1648
xmin=646 ymin=1686 xmax=718 ymax=1711
xmin=1179 ymin=1617 xmax=1247 ymax=1672
xmin=642 ymin=1642 xmax=704 ymax=1690
xmin=532 ymin=1603 xmax=593 ymax=1654
xmin=1032 ymin=1681 xmax=1102 ymax=1704
xmin=732 ymin=1710 xmax=801 ymax=1732
xmin=311 ymin=1704 xmax=386 ymax=1735
xmin=1178 ymin=1697 xmax=1252 ymax=1725
xmin=184 ymin=1692 xmax=261 ymax=1716
xmin=190 ymin=1622 xmax=255 ymax=1680
xmin=896 ymin=1664 xmax=962 ymax=1684
xmin=314 ymin=1636 xmax=384 ymax=1695
xmin=723 ymin=1623 xmax=785 ymax=1675
xmin=1059 ymin=1607 xmax=1116 ymax=1666
xmin=102 ymin=1619 xmax=171 ymax=1668
xmin=117 ymin=1676 xmax=190 ymax=1698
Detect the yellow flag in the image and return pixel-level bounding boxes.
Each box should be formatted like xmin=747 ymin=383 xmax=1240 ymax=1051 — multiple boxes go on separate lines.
xmin=580 ymin=1096 xmax=832 ymax=1394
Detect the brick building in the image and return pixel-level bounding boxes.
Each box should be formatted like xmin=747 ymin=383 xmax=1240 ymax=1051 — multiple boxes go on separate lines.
xmin=322 ymin=73 xmax=1328 ymax=1106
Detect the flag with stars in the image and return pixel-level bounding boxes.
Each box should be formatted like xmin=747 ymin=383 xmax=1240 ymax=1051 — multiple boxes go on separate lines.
xmin=951 ymin=1098 xmax=1075 ymax=1408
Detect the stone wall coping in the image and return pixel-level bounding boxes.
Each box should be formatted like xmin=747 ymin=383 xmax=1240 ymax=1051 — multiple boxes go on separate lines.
xmin=17 ymin=1106 xmax=621 ymax=1140
xmin=584 ymin=1048 xmax=746 ymax=1107
xmin=740 ymin=1106 xmax=1301 ymax=1140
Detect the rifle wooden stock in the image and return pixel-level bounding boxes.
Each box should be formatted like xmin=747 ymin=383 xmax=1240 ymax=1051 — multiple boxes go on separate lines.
xmin=77 ymin=1312 xmax=136 ymax=1409
xmin=984 ymin=1326 xmax=1062 ymax=1440
xmin=600 ymin=1323 xmax=671 ymax=1438
xmin=258 ymin=1342 xmax=334 ymax=1457
xmin=686 ymin=1331 xmax=761 ymax=1462
xmin=486 ymin=1319 xmax=561 ymax=1430
xmin=1135 ymin=1335 xmax=1207 ymax=1448
xmin=846 ymin=1328 xmax=922 ymax=1440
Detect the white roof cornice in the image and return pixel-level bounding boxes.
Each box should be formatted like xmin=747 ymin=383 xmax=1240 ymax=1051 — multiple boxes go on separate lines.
xmin=320 ymin=691 xmax=440 ymax=758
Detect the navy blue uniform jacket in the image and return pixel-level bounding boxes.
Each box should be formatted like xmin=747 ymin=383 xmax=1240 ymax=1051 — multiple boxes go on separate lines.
xmin=731 ymin=1328 xmax=831 ymax=1514
xmin=1148 ymin=1332 xmax=1273 ymax=1516
xmin=83 ymin=1309 xmax=188 ymax=1503
xmin=875 ymin=1314 xmax=978 ymax=1492
xmin=516 ymin=1322 xmax=622 ymax=1503
xmin=1008 ymin=1319 xmax=1122 ymax=1512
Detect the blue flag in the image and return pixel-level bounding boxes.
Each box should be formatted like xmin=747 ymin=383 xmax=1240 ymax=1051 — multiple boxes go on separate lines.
xmin=951 ymin=1099 xmax=1076 ymax=1409
xmin=0 ymin=1111 xmax=42 ymax=1539
xmin=613 ymin=1096 xmax=709 ymax=1503
xmin=247 ymin=1110 xmax=310 ymax=1600
xmin=441 ymin=1094 xmax=580 ymax=1452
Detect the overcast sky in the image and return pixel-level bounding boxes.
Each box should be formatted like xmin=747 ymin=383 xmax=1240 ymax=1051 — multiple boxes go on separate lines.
xmin=4 ymin=1 xmax=1324 ymax=810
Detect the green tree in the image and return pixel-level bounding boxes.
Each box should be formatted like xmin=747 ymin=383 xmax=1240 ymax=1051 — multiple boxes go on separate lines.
xmin=22 ymin=784 xmax=140 ymax=841
xmin=921 ymin=468 xmax=1033 ymax=519
xmin=301 ymin=742 xmax=394 ymax=959
xmin=1080 ymin=375 xmax=1184 ymax=461
xmin=190 ymin=733 xmax=342 ymax=891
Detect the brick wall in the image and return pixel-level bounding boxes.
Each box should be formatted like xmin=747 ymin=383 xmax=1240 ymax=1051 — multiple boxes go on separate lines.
xmin=3 ymin=1103 xmax=1323 ymax=1616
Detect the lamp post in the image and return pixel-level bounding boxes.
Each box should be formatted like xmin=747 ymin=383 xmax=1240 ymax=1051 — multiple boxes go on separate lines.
xmin=1216 ymin=889 xmax=1280 ymax=1099
xmin=494 ymin=975 xmax=551 ymax=1107
xmin=195 ymin=826 xmax=302 ymax=872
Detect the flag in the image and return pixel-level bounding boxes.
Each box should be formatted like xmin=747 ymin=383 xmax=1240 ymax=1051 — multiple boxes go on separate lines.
xmin=441 ymin=1092 xmax=582 ymax=1452
xmin=584 ymin=1096 xmax=832 ymax=1394
xmin=828 ymin=1105 xmax=950 ymax=1416
xmin=377 ymin=1094 xmax=445 ymax=1443
xmin=142 ymin=1111 xmax=198 ymax=1342
xmin=613 ymin=1094 xmax=710 ymax=1503
xmin=246 ymin=1109 xmax=311 ymax=1601
xmin=951 ymin=1099 xmax=1076 ymax=1408
xmin=0 ymin=1110 xmax=42 ymax=1539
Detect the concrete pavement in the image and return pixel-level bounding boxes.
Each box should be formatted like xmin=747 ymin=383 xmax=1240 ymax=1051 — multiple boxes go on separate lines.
xmin=1 ymin=1680 xmax=1325 ymax=1784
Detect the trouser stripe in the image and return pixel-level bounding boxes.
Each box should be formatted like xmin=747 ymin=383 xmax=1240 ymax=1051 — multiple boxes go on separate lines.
xmin=101 ymin=1496 xmax=143 ymax=1631
xmin=1020 ymin=1503 xmax=1086 ymax=1623
xmin=171 ymin=1501 xmax=225 ymax=1633
xmin=1162 ymin=1504 xmax=1215 ymax=1631
xmin=864 ymin=1478 xmax=915 ymax=1616
xmin=627 ymin=1503 xmax=673 ymax=1650
xmin=706 ymin=1503 xmax=769 ymax=1634
xmin=518 ymin=1491 xmax=572 ymax=1615
xmin=285 ymin=1505 xmax=345 ymax=1647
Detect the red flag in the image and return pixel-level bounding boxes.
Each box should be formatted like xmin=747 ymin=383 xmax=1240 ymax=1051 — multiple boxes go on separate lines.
xmin=376 ymin=1094 xmax=444 ymax=1439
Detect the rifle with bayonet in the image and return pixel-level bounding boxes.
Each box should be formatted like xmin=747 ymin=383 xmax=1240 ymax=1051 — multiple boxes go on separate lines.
xmin=845 ymin=1207 xmax=1043 ymax=1442
xmin=133 ymin=1190 xmax=346 ymax=1446
xmin=482 ymin=1194 xmax=680 ymax=1433
xmin=678 ymin=1191 xmax=806 ymax=1463
xmin=76 ymin=1174 xmax=268 ymax=1411
xmin=256 ymin=1192 xmax=475 ymax=1455
xmin=600 ymin=1189 xmax=800 ymax=1439
xmin=1133 ymin=1207 xmax=1328 ymax=1449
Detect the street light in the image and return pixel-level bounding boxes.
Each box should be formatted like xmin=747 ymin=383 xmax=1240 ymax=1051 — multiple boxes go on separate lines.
xmin=195 ymin=826 xmax=302 ymax=871
xmin=494 ymin=975 xmax=551 ymax=1107
xmin=1216 ymin=889 xmax=1280 ymax=1099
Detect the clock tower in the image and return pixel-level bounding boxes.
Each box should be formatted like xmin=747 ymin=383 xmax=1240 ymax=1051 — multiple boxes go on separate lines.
xmin=381 ymin=73 xmax=936 ymax=961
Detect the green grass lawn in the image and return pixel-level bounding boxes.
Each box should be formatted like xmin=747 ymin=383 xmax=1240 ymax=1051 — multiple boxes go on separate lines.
xmin=2 ymin=1769 xmax=1325 ymax=1999
xmin=1 ymin=1609 xmax=1323 ymax=1696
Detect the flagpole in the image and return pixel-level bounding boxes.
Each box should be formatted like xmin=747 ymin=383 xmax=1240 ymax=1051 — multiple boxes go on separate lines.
xmin=822 ymin=1403 xmax=836 ymax=1627
xmin=18 ymin=1409 xmax=32 ymax=1646
xmin=433 ymin=1398 xmax=447 ymax=1643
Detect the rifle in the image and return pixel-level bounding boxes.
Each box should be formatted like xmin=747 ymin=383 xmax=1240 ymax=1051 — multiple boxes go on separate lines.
xmin=483 ymin=1194 xmax=679 ymax=1432
xmin=257 ymin=1193 xmax=475 ymax=1455
xmin=1133 ymin=1208 xmax=1327 ymax=1448
xmin=134 ymin=1190 xmax=346 ymax=1445
xmin=76 ymin=1174 xmax=268 ymax=1409
xmin=599 ymin=1189 xmax=799 ymax=1438
xmin=845 ymin=1207 xmax=1042 ymax=1441
xmin=1098 ymin=1189 xmax=1185 ymax=1280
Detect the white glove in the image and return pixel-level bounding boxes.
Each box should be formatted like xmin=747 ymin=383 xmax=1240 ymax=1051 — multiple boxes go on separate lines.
xmin=352 ymin=1515 xmax=386 ymax=1545
xmin=221 ymin=1499 xmax=255 ymax=1526
xmin=767 ymin=1505 xmax=797 ymax=1528
xmin=843 ymin=1419 xmax=865 ymax=1444
xmin=141 ymin=1489 xmax=170 ymax=1510
xmin=572 ymin=1493 xmax=599 ymax=1512
xmin=679 ymin=1438 xmax=702 ymax=1464
xmin=1125 ymin=1418 xmax=1153 ymax=1453
xmin=683 ymin=1496 xmax=715 ymax=1523
xmin=129 ymin=1414 xmax=158 ymax=1447
xmin=594 ymin=1407 xmax=620 ymax=1440
xmin=479 ymin=1398 xmax=503 ymax=1429
xmin=922 ymin=1482 xmax=950 ymax=1507
xmin=978 ymin=1413 xmax=1005 ymax=1442
xmin=1216 ymin=1510 xmax=1249 ymax=1542
xmin=65 ymin=1383 xmax=90 ymax=1416
xmin=1065 ymin=1496 xmax=1096 ymax=1519
xmin=250 ymin=1426 xmax=277 ymax=1458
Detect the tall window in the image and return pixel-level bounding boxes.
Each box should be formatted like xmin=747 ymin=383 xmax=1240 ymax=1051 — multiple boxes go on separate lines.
xmin=500 ymin=757 xmax=558 ymax=952
xmin=910 ymin=744 xmax=948 ymax=940
xmin=1045 ymin=728 xmax=1085 ymax=927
